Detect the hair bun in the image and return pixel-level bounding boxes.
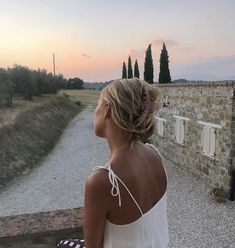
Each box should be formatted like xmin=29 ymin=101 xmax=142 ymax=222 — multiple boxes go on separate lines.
xmin=100 ymin=78 xmax=161 ymax=141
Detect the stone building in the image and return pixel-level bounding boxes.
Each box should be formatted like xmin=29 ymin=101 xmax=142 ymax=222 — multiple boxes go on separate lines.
xmin=151 ymin=81 xmax=235 ymax=193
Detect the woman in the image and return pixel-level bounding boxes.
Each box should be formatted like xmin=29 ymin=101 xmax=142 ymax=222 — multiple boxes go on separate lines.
xmin=58 ymin=78 xmax=169 ymax=248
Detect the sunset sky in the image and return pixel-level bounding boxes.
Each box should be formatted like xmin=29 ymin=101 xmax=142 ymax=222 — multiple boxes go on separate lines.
xmin=1 ymin=0 xmax=235 ymax=82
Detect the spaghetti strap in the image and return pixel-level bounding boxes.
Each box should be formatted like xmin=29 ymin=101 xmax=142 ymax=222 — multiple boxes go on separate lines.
xmin=145 ymin=143 xmax=168 ymax=182
xmin=92 ymin=164 xmax=144 ymax=216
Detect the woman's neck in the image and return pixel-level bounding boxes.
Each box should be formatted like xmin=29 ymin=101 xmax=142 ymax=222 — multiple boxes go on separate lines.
xmin=104 ymin=119 xmax=139 ymax=157
xmin=107 ymin=137 xmax=139 ymax=157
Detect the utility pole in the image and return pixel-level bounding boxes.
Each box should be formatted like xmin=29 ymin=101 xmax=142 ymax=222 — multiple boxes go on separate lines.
xmin=53 ymin=53 xmax=56 ymax=76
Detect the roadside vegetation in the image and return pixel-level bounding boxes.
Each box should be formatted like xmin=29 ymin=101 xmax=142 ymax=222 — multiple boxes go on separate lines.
xmin=0 ymin=62 xmax=103 ymax=189
xmin=0 ymin=64 xmax=84 ymax=108
xmin=0 ymin=94 xmax=82 ymax=188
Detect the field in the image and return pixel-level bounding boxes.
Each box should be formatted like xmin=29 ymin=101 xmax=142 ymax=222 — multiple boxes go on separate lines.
xmin=0 ymin=90 xmax=100 ymax=128
xmin=62 ymin=89 xmax=100 ymax=106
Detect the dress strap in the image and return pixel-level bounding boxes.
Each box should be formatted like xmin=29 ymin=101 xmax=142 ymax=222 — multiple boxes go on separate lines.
xmin=145 ymin=143 xmax=168 ymax=182
xmin=92 ymin=163 xmax=144 ymax=216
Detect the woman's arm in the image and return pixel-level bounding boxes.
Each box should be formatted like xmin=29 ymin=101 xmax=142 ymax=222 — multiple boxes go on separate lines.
xmin=83 ymin=170 xmax=110 ymax=248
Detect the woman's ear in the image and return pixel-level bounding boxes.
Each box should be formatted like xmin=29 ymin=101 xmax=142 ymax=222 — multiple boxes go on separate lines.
xmin=103 ymin=102 xmax=111 ymax=119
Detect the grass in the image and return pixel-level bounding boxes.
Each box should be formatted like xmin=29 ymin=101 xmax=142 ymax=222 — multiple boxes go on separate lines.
xmin=0 ymin=95 xmax=55 ymax=128
xmin=0 ymin=90 xmax=100 ymax=128
xmin=0 ymin=89 xmax=99 ymax=188
xmin=61 ymin=89 xmax=100 ymax=106
xmin=0 ymin=94 xmax=82 ymax=188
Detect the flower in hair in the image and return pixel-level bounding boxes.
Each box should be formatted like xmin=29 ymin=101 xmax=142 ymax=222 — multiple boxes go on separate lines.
xmin=138 ymin=88 xmax=161 ymax=125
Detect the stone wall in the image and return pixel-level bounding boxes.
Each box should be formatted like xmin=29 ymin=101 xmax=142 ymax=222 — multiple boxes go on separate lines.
xmin=151 ymin=81 xmax=235 ymax=193
xmin=231 ymin=90 xmax=235 ymax=169
xmin=0 ymin=208 xmax=83 ymax=248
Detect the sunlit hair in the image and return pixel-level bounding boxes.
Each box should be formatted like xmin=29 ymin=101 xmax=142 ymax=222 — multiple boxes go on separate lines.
xmin=100 ymin=78 xmax=161 ymax=143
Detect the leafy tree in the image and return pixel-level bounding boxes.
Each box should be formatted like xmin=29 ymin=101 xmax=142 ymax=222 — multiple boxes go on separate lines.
xmin=127 ymin=56 xmax=133 ymax=79
xmin=46 ymin=73 xmax=60 ymax=94
xmin=122 ymin=62 xmax=127 ymax=79
xmin=134 ymin=60 xmax=140 ymax=78
xmin=144 ymin=44 xmax=154 ymax=84
xmin=8 ymin=65 xmax=67 ymax=98
xmin=67 ymin=77 xmax=84 ymax=89
xmin=10 ymin=65 xmax=34 ymax=100
xmin=33 ymin=69 xmax=49 ymax=96
xmin=54 ymin=74 xmax=67 ymax=91
xmin=0 ymin=68 xmax=13 ymax=107
xmin=32 ymin=70 xmax=67 ymax=95
xmin=159 ymin=43 xmax=171 ymax=83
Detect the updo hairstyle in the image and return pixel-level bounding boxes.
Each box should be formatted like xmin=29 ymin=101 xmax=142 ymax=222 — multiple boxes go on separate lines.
xmin=100 ymin=78 xmax=161 ymax=142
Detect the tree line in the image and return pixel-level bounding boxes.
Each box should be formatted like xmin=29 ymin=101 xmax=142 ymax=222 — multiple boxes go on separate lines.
xmin=122 ymin=42 xmax=171 ymax=84
xmin=0 ymin=65 xmax=84 ymax=107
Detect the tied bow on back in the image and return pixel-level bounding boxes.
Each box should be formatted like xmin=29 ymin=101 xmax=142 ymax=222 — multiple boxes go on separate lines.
xmin=92 ymin=164 xmax=122 ymax=206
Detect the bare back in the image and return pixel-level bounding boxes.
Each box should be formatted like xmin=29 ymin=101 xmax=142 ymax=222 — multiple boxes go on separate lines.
xmin=106 ymin=142 xmax=167 ymax=225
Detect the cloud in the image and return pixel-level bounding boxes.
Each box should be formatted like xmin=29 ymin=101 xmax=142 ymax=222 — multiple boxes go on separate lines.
xmin=150 ymin=39 xmax=179 ymax=47
xmin=125 ymin=38 xmax=180 ymax=61
xmin=81 ymin=53 xmax=91 ymax=58
xmin=172 ymin=55 xmax=235 ymax=80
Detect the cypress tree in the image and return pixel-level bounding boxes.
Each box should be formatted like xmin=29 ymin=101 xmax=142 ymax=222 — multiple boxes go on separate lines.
xmin=127 ymin=56 xmax=133 ymax=79
xmin=144 ymin=44 xmax=154 ymax=84
xmin=159 ymin=43 xmax=171 ymax=83
xmin=122 ymin=62 xmax=127 ymax=79
xmin=134 ymin=60 xmax=140 ymax=78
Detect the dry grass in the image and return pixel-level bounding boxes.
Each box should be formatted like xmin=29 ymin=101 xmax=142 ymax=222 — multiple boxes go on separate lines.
xmin=0 ymin=94 xmax=81 ymax=188
xmin=61 ymin=89 xmax=100 ymax=106
xmin=0 ymin=95 xmax=55 ymax=128
xmin=0 ymin=90 xmax=100 ymax=128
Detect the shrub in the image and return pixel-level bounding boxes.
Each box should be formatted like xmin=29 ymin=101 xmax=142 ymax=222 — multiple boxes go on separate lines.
xmin=0 ymin=68 xmax=13 ymax=107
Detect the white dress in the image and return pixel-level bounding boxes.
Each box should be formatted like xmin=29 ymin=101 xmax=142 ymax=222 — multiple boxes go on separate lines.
xmin=92 ymin=143 xmax=169 ymax=248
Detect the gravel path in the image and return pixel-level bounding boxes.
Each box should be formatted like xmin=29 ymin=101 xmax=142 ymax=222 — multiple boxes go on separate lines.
xmin=0 ymin=106 xmax=234 ymax=247
xmin=0 ymin=106 xmax=109 ymax=216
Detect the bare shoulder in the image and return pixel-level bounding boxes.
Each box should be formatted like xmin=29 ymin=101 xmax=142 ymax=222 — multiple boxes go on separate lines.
xmin=141 ymin=143 xmax=167 ymax=188
xmin=85 ymin=168 xmax=111 ymax=197
xmin=144 ymin=143 xmax=161 ymax=157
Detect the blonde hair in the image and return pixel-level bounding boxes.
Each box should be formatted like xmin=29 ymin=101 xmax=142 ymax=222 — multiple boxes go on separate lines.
xmin=100 ymin=78 xmax=161 ymax=142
